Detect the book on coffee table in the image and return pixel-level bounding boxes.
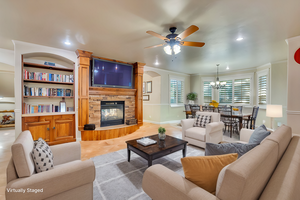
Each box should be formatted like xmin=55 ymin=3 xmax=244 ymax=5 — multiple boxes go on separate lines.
xmin=136 ymin=137 xmax=157 ymax=146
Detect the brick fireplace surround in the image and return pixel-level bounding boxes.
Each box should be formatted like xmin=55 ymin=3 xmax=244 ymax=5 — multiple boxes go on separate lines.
xmin=89 ymin=94 xmax=135 ymax=128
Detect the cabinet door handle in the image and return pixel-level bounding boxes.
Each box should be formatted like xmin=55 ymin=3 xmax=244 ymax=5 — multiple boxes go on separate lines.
xmin=53 ymin=127 xmax=55 ymax=129
xmin=47 ymin=128 xmax=50 ymax=131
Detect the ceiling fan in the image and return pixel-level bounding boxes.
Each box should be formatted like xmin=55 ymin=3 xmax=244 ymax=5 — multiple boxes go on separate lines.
xmin=145 ymin=25 xmax=205 ymax=55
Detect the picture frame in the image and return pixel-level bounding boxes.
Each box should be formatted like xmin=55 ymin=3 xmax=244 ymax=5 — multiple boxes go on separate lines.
xmin=143 ymin=82 xmax=146 ymax=94
xmin=0 ymin=110 xmax=15 ymax=128
xmin=146 ymin=81 xmax=152 ymax=93
xmin=143 ymin=95 xmax=150 ymax=101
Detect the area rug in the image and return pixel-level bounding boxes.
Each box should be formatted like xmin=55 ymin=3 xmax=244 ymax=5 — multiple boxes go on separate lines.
xmin=92 ymin=145 xmax=205 ymax=200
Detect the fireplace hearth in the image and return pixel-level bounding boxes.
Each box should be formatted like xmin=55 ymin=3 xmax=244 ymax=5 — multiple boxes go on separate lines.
xmin=101 ymin=101 xmax=124 ymax=127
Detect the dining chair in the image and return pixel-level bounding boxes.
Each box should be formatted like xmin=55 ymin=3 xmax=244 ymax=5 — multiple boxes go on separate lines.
xmin=243 ymin=106 xmax=259 ymax=129
xmin=221 ymin=106 xmax=240 ymax=137
xmin=190 ymin=105 xmax=200 ymax=118
xmin=184 ymin=104 xmax=192 ymax=119
xmin=202 ymin=105 xmax=214 ymax=112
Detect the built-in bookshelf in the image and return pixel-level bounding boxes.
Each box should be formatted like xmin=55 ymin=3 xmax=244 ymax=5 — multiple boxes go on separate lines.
xmin=22 ymin=59 xmax=75 ymax=116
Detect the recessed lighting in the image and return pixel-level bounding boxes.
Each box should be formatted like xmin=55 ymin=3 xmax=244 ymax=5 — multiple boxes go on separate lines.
xmin=236 ymin=37 xmax=243 ymax=41
xmin=154 ymin=61 xmax=159 ymax=66
xmin=64 ymin=41 xmax=71 ymax=45
xmin=226 ymin=66 xmax=229 ymax=70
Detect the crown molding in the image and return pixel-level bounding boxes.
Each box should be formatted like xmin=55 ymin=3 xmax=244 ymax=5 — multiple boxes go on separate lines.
xmin=144 ymin=65 xmax=190 ymax=76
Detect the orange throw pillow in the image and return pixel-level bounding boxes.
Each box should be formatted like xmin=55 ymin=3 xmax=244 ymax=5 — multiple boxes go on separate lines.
xmin=181 ymin=153 xmax=238 ymax=194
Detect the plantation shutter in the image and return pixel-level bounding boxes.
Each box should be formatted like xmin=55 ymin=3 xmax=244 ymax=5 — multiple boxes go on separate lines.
xmin=170 ymin=79 xmax=184 ymax=104
xmin=177 ymin=80 xmax=184 ymax=104
xmin=170 ymin=79 xmax=177 ymax=104
xmin=234 ymin=78 xmax=251 ymax=104
xmin=219 ymin=80 xmax=233 ymax=104
xmin=203 ymin=81 xmax=212 ymax=103
xmin=258 ymin=75 xmax=267 ymax=105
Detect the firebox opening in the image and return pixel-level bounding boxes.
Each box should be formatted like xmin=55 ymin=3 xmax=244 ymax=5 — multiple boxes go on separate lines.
xmin=100 ymin=101 xmax=124 ymax=127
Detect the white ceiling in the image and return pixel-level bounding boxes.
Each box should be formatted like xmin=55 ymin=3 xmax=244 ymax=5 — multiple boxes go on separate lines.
xmin=1 ymin=0 xmax=300 ymax=74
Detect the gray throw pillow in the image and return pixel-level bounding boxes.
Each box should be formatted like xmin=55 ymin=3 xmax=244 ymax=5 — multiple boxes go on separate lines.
xmin=248 ymin=124 xmax=270 ymax=144
xmin=205 ymin=143 xmax=258 ymax=158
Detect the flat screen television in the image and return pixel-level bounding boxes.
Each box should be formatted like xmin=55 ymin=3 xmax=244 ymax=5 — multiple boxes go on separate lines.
xmin=92 ymin=58 xmax=133 ymax=89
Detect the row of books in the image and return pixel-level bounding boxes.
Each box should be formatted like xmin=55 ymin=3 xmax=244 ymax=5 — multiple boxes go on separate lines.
xmin=23 ymin=69 xmax=74 ymax=82
xmin=23 ymin=86 xmax=73 ymax=97
xmin=23 ymin=103 xmax=74 ymax=114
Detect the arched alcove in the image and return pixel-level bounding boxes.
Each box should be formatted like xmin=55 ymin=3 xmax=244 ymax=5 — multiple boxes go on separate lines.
xmin=143 ymin=70 xmax=162 ymax=123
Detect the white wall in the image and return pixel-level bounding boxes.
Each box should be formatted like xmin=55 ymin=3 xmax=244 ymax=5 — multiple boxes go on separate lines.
xmin=13 ymin=41 xmax=78 ymax=138
xmin=143 ymin=66 xmax=190 ymax=124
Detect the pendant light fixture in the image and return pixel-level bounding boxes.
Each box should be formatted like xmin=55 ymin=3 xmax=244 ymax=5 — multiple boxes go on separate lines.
xmin=210 ymin=64 xmax=226 ymax=89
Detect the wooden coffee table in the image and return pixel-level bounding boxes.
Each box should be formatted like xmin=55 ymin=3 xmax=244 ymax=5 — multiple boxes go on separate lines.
xmin=126 ymin=135 xmax=188 ymax=167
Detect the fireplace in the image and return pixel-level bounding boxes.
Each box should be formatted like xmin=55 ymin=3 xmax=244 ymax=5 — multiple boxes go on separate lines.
xmin=101 ymin=101 xmax=124 ymax=127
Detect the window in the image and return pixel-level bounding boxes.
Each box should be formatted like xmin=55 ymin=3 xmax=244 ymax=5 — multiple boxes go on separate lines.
xmin=234 ymin=78 xmax=251 ymax=104
xmin=170 ymin=78 xmax=184 ymax=105
xmin=219 ymin=80 xmax=232 ymax=104
xmin=258 ymin=75 xmax=267 ymax=105
xmin=203 ymin=81 xmax=213 ymax=103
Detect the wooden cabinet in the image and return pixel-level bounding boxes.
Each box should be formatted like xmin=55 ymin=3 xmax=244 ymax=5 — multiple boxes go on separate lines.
xmin=22 ymin=114 xmax=75 ymax=145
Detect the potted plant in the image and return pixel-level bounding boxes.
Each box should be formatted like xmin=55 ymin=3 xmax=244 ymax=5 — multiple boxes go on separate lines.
xmin=158 ymin=127 xmax=166 ymax=140
xmin=187 ymin=92 xmax=198 ymax=104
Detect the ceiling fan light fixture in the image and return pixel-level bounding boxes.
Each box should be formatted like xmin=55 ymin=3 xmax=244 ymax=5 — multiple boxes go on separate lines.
xmin=164 ymin=45 xmax=172 ymax=55
xmin=173 ymin=44 xmax=181 ymax=54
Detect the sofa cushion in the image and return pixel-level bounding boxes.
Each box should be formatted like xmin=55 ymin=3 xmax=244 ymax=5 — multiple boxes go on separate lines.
xmin=217 ymin=140 xmax=279 ymax=200
xmin=181 ymin=153 xmax=238 ymax=194
xmin=249 ymin=124 xmax=270 ymax=144
xmin=31 ymin=138 xmax=54 ymax=173
xmin=260 ymin=136 xmax=300 ymax=200
xmin=262 ymin=124 xmax=292 ymax=161
xmin=193 ymin=115 xmax=211 ymax=128
xmin=11 ymin=130 xmax=35 ymax=178
xmin=205 ymin=143 xmax=258 ymax=158
xmin=186 ymin=127 xmax=206 ymax=141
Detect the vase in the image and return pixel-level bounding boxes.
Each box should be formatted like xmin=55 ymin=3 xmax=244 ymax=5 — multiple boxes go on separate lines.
xmin=188 ymin=100 xmax=194 ymax=105
xmin=158 ymin=132 xmax=166 ymax=140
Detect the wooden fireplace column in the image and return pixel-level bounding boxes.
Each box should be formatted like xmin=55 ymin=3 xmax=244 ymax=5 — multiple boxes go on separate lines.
xmin=76 ymin=50 xmax=93 ymax=130
xmin=134 ymin=62 xmax=145 ymax=126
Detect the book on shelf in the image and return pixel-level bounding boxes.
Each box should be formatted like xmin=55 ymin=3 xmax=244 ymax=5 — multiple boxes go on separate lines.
xmin=23 ymin=85 xmax=73 ymax=97
xmin=23 ymin=103 xmax=74 ymax=114
xmin=23 ymin=69 xmax=73 ymax=83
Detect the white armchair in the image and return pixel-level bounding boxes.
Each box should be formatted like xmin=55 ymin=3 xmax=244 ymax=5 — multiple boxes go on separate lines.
xmin=181 ymin=111 xmax=224 ymax=148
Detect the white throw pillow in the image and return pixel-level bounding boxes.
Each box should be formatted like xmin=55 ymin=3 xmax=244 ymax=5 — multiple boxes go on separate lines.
xmin=31 ymin=138 xmax=54 ymax=173
xmin=216 ymin=164 xmax=230 ymax=196
xmin=193 ymin=115 xmax=212 ymax=128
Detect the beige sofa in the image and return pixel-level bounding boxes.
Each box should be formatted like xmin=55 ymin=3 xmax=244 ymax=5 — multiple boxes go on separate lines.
xmin=143 ymin=125 xmax=300 ymax=200
xmin=6 ymin=131 xmax=95 ymax=200
xmin=181 ymin=111 xmax=224 ymax=148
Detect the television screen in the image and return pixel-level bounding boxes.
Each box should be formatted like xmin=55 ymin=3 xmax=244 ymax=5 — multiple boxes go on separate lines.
xmin=92 ymin=58 xmax=133 ymax=88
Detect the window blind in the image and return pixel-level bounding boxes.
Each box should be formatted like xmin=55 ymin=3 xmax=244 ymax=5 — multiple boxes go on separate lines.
xmin=234 ymin=78 xmax=251 ymax=104
xmin=203 ymin=81 xmax=212 ymax=103
xmin=258 ymin=75 xmax=267 ymax=105
xmin=219 ymin=80 xmax=233 ymax=104
xmin=170 ymin=79 xmax=184 ymax=104
xmin=177 ymin=80 xmax=184 ymax=104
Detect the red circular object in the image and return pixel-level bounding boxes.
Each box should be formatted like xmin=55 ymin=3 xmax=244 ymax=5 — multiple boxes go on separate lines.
xmin=295 ymin=48 xmax=300 ymax=64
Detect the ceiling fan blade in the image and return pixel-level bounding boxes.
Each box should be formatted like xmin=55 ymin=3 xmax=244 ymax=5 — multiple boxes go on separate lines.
xmin=146 ymin=31 xmax=168 ymax=40
xmin=181 ymin=41 xmax=205 ymax=47
xmin=144 ymin=43 xmax=165 ymax=49
xmin=176 ymin=25 xmax=199 ymax=40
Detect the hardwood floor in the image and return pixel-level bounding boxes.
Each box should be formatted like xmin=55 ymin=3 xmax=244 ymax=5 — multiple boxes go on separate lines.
xmin=80 ymin=122 xmax=183 ymax=160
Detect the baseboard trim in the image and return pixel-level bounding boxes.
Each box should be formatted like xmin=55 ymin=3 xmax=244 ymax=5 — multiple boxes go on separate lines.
xmin=143 ymin=120 xmax=181 ymax=124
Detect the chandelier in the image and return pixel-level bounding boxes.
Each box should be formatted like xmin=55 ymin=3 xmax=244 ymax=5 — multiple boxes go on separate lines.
xmin=210 ymin=64 xmax=226 ymax=89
